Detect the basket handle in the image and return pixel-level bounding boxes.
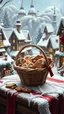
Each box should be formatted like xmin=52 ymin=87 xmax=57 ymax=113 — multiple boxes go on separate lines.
xmin=16 ymin=44 xmax=49 ymax=66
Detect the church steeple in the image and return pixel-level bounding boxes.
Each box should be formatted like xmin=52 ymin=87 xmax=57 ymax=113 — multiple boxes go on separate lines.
xmin=18 ymin=0 xmax=26 ymax=18
xmin=52 ymin=7 xmax=57 ymax=34
xmin=28 ymin=0 xmax=37 ymax=17
xmin=20 ymin=0 xmax=24 ymax=9
xmin=30 ymin=0 xmax=34 ymax=7
xmin=54 ymin=6 xmax=55 ymax=15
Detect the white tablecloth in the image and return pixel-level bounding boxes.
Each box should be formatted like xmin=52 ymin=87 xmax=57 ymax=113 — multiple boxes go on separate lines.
xmin=0 ymin=74 xmax=64 ymax=114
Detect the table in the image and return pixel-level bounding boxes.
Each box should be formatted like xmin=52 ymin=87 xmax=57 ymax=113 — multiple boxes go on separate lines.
xmin=0 ymin=74 xmax=64 ymax=114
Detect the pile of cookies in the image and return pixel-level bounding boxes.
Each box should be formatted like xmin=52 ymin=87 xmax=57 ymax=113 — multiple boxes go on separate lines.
xmin=16 ymin=55 xmax=53 ymax=69
xmin=5 ymin=83 xmax=31 ymax=93
xmin=16 ymin=55 xmax=47 ymax=69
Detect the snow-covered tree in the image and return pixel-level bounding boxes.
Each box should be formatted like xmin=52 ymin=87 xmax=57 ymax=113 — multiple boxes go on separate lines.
xmin=36 ymin=27 xmax=43 ymax=44
xmin=3 ymin=10 xmax=11 ymax=28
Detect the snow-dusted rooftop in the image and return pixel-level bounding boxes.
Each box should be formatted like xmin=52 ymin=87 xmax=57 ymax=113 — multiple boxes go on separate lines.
xmin=13 ymin=29 xmax=26 ymax=40
xmin=45 ymin=23 xmax=54 ymax=33
xmin=55 ymin=51 xmax=64 ymax=57
xmin=0 ymin=53 xmax=14 ymax=65
xmin=49 ymin=35 xmax=59 ymax=49
xmin=38 ymin=35 xmax=59 ymax=49
xmin=10 ymin=47 xmax=32 ymax=57
xmin=3 ymin=28 xmax=13 ymax=40
xmin=0 ymin=48 xmax=5 ymax=52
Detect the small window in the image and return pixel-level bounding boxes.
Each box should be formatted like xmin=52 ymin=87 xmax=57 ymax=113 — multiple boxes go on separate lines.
xmin=0 ymin=41 xmax=3 ymax=46
xmin=49 ymin=54 xmax=53 ymax=60
xmin=0 ymin=36 xmax=2 ymax=40
xmin=48 ymin=48 xmax=53 ymax=52
xmin=19 ymin=46 xmax=21 ymax=51
xmin=60 ymin=47 xmax=64 ymax=51
xmin=13 ymin=46 xmax=15 ymax=50
xmin=0 ymin=52 xmax=3 ymax=56
xmin=19 ymin=41 xmax=21 ymax=44
xmin=56 ymin=39 xmax=58 ymax=42
xmin=13 ymin=39 xmax=15 ymax=43
xmin=24 ymin=51 xmax=28 ymax=55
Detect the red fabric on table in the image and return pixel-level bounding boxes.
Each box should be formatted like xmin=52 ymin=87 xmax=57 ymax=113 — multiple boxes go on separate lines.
xmin=57 ymin=94 xmax=64 ymax=114
xmin=47 ymin=77 xmax=64 ymax=114
xmin=47 ymin=77 xmax=64 ymax=83
xmin=6 ymin=77 xmax=64 ymax=114
xmin=6 ymin=91 xmax=20 ymax=114
xmin=46 ymin=65 xmax=54 ymax=77
xmin=0 ymin=80 xmax=3 ymax=83
xmin=31 ymin=90 xmax=59 ymax=114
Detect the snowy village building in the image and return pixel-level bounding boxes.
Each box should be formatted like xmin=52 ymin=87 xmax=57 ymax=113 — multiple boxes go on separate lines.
xmin=38 ymin=23 xmax=59 ymax=60
xmin=55 ymin=17 xmax=64 ymax=67
xmin=28 ymin=0 xmax=37 ymax=17
xmin=18 ymin=0 xmax=26 ymax=19
xmin=0 ymin=26 xmax=14 ymax=78
xmin=5 ymin=20 xmax=32 ymax=60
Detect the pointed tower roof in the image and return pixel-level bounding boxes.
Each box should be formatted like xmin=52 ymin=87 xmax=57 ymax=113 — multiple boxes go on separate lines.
xmin=18 ymin=0 xmax=26 ymax=17
xmin=30 ymin=0 xmax=34 ymax=7
xmin=52 ymin=7 xmax=57 ymax=34
xmin=28 ymin=0 xmax=37 ymax=16
xmin=20 ymin=0 xmax=24 ymax=9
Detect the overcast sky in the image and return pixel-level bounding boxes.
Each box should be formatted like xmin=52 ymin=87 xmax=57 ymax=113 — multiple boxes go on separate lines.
xmin=3 ymin=0 xmax=62 ymax=13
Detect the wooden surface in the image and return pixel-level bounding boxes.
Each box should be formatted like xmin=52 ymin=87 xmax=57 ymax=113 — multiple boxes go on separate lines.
xmin=0 ymin=89 xmax=40 ymax=114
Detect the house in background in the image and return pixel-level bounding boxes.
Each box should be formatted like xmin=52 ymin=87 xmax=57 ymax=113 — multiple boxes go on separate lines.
xmin=7 ymin=20 xmax=32 ymax=60
xmin=0 ymin=27 xmax=14 ymax=78
xmin=37 ymin=23 xmax=58 ymax=60
xmin=42 ymin=23 xmax=54 ymax=39
xmin=55 ymin=17 xmax=64 ymax=67
xmin=38 ymin=35 xmax=59 ymax=60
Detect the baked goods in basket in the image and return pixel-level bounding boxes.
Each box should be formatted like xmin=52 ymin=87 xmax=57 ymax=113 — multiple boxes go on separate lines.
xmin=13 ymin=44 xmax=53 ymax=86
xmin=16 ymin=55 xmax=47 ymax=69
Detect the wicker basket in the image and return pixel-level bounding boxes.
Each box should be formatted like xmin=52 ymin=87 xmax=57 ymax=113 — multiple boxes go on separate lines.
xmin=13 ymin=44 xmax=53 ymax=86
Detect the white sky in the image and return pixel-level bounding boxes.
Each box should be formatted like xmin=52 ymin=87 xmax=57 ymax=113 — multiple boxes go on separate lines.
xmin=2 ymin=0 xmax=62 ymax=13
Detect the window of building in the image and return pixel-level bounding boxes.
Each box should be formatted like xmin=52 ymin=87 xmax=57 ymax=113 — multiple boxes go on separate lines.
xmin=48 ymin=48 xmax=53 ymax=52
xmin=0 ymin=36 xmax=2 ymax=40
xmin=24 ymin=51 xmax=29 ymax=55
xmin=49 ymin=54 xmax=53 ymax=60
xmin=19 ymin=46 xmax=21 ymax=51
xmin=13 ymin=39 xmax=15 ymax=43
xmin=60 ymin=46 xmax=63 ymax=51
xmin=0 ymin=41 xmax=3 ymax=46
xmin=0 ymin=52 xmax=3 ymax=56
xmin=13 ymin=46 xmax=15 ymax=50
xmin=56 ymin=39 xmax=58 ymax=42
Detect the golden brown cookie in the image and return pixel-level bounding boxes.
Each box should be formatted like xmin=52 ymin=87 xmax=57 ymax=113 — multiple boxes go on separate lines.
xmin=6 ymin=83 xmax=17 ymax=89
xmin=16 ymin=58 xmax=26 ymax=66
xmin=34 ymin=58 xmax=46 ymax=68
xmin=15 ymin=86 xmax=22 ymax=92
xmin=21 ymin=87 xmax=31 ymax=93
xmin=15 ymin=86 xmax=31 ymax=93
xmin=21 ymin=60 xmax=35 ymax=69
xmin=32 ymin=55 xmax=44 ymax=63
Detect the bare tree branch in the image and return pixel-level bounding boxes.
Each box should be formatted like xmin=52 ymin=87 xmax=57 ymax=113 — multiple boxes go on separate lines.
xmin=0 ymin=0 xmax=13 ymax=9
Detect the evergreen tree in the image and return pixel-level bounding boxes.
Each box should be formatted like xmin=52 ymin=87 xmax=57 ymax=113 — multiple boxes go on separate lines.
xmin=36 ymin=28 xmax=43 ymax=44
xmin=3 ymin=10 xmax=11 ymax=28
